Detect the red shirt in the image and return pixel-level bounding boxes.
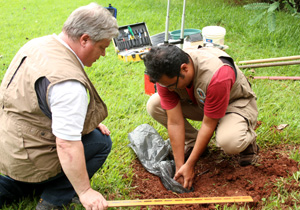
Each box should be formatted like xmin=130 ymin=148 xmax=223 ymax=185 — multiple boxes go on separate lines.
xmin=157 ymin=65 xmax=236 ymax=119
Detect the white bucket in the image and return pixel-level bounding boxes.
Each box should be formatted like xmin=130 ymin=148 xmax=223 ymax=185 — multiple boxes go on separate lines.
xmin=202 ymin=26 xmax=226 ymax=45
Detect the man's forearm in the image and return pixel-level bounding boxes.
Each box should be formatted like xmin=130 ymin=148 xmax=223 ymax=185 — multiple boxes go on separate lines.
xmin=186 ymin=116 xmax=219 ymax=167
xmin=56 ymin=137 xmax=91 ymax=196
xmin=166 ymin=102 xmax=187 ymax=170
xmin=185 ymin=129 xmax=211 ymax=168
xmin=168 ymin=123 xmax=186 ymax=169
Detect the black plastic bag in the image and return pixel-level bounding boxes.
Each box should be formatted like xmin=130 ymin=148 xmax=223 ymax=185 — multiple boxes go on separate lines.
xmin=128 ymin=124 xmax=193 ymax=193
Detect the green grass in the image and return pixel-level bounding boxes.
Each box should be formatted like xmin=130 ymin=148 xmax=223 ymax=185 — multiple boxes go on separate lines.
xmin=1 ymin=0 xmax=300 ymax=209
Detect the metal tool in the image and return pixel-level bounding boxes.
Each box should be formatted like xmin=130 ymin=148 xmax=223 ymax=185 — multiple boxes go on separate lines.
xmin=197 ymin=169 xmax=209 ymax=176
xmin=164 ymin=0 xmax=187 ymax=49
xmin=107 ymin=196 xmax=253 ymax=207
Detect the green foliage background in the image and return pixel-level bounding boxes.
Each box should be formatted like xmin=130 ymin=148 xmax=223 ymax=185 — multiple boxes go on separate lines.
xmin=0 ymin=0 xmax=300 ymax=209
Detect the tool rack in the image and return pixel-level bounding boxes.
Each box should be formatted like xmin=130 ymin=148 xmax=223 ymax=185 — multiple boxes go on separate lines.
xmin=113 ymin=22 xmax=152 ymax=62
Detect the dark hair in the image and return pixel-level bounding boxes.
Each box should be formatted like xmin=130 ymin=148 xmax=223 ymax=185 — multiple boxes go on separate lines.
xmin=144 ymin=45 xmax=189 ymax=83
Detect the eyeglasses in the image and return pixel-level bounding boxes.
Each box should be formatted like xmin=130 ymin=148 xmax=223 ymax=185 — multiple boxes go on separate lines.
xmin=160 ymin=74 xmax=180 ymax=90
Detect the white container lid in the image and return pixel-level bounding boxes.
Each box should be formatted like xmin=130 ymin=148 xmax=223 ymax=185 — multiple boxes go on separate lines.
xmin=202 ymin=26 xmax=226 ymax=36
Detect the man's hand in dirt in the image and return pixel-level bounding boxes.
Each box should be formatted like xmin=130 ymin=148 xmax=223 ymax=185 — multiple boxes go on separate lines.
xmin=79 ymin=188 xmax=108 ymax=210
xmin=174 ymin=163 xmax=195 ymax=189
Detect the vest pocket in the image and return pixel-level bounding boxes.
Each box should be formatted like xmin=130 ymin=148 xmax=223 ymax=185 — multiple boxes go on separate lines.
xmin=229 ymin=98 xmax=251 ymax=108
xmin=6 ymin=56 xmax=27 ymax=89
xmin=22 ymin=125 xmax=59 ymax=171
xmin=2 ymin=120 xmax=29 ymax=160
xmin=238 ymin=81 xmax=256 ymax=99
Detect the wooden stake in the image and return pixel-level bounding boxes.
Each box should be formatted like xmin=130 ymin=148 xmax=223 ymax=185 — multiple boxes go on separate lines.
xmin=238 ymin=60 xmax=300 ymax=69
xmin=252 ymin=76 xmax=300 ymax=80
xmin=107 ymin=196 xmax=253 ymax=207
xmin=238 ymin=55 xmax=300 ymax=64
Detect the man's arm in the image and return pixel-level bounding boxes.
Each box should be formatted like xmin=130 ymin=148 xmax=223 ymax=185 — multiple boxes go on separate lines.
xmin=56 ymin=137 xmax=108 ymax=209
xmin=174 ymin=115 xmax=219 ymax=189
xmin=166 ymin=102 xmax=186 ymax=171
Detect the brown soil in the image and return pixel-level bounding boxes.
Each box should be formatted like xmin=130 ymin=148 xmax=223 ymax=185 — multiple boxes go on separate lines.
xmin=129 ymin=144 xmax=300 ymax=209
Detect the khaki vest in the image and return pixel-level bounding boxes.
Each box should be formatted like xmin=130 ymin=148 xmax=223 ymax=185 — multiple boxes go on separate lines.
xmin=175 ymin=47 xmax=258 ymax=128
xmin=0 ymin=35 xmax=107 ymax=182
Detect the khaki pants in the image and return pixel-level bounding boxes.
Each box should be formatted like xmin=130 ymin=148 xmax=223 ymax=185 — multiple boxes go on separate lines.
xmin=146 ymin=93 xmax=257 ymax=155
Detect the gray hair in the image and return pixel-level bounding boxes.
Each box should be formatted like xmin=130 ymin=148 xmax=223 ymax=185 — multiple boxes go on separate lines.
xmin=63 ymin=2 xmax=119 ymax=42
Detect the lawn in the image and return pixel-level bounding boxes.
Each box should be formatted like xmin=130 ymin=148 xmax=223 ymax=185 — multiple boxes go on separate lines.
xmin=0 ymin=0 xmax=300 ymax=209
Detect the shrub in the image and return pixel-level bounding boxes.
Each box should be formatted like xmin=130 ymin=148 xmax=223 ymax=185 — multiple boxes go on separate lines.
xmin=244 ymin=0 xmax=300 ymax=32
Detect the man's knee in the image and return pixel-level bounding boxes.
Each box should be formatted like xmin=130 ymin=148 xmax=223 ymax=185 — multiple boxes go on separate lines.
xmin=217 ymin=134 xmax=241 ymax=154
xmin=146 ymin=93 xmax=161 ymax=117
xmin=104 ymin=135 xmax=112 ymax=154
xmin=83 ymin=129 xmax=112 ymax=157
xmin=146 ymin=93 xmax=167 ymax=126
xmin=96 ymin=133 xmax=112 ymax=156
xmin=216 ymin=113 xmax=256 ymax=154
xmin=216 ymin=131 xmax=256 ymax=155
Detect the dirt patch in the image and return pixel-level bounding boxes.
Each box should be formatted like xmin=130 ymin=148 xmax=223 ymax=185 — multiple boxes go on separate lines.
xmin=129 ymin=144 xmax=299 ymax=209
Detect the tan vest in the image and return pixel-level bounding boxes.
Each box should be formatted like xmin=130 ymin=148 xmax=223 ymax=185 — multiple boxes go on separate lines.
xmin=175 ymin=47 xmax=258 ymax=128
xmin=0 ymin=35 xmax=107 ymax=182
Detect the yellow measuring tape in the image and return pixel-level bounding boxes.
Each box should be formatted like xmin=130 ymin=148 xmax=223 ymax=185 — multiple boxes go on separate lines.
xmin=108 ymin=196 xmax=253 ymax=207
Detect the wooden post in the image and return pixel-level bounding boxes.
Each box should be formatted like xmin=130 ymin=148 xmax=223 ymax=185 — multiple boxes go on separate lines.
xmin=238 ymin=55 xmax=300 ymax=64
xmin=238 ymin=60 xmax=300 ymax=69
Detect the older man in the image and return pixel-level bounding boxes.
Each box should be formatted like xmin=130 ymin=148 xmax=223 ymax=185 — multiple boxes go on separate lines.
xmin=0 ymin=3 xmax=118 ymax=210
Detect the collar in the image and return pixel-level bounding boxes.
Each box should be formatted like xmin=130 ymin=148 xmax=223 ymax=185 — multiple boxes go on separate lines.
xmin=52 ymin=33 xmax=84 ymax=69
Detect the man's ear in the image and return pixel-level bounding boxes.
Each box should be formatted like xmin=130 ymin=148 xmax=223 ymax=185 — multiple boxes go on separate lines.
xmin=79 ymin=34 xmax=90 ymax=47
xmin=180 ymin=63 xmax=189 ymax=73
